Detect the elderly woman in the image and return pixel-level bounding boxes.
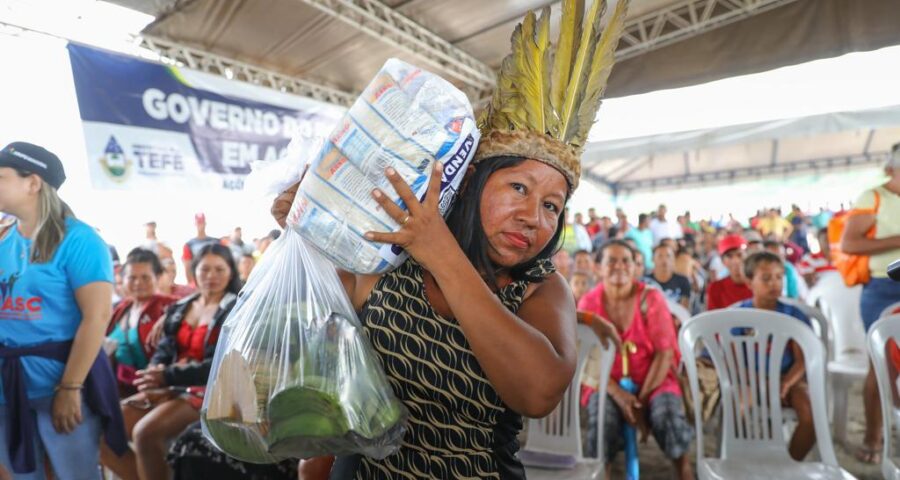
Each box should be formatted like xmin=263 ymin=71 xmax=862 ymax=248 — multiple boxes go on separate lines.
xmin=100 ymin=244 xmax=240 ymax=480
xmin=578 ymin=240 xmax=693 ymax=480
xmin=106 ymin=248 xmax=176 ymax=397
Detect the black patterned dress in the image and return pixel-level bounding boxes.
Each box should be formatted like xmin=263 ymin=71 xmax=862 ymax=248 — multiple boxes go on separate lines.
xmin=330 ymin=258 xmax=556 ymax=479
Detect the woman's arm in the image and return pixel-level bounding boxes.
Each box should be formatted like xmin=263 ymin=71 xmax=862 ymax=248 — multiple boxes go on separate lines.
xmin=148 ymin=319 xmax=177 ymax=366
xmin=638 ymin=289 xmax=677 ymax=401
xmin=53 ymin=281 xmax=113 ymax=433
xmin=436 ymin=262 xmax=577 ymax=417
xmin=577 ymin=311 xmax=622 ymax=350
xmin=841 ymin=212 xmax=900 ymax=255
xmin=637 ymin=349 xmax=674 ymax=402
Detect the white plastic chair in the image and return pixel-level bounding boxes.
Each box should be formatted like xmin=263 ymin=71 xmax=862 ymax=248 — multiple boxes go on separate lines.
xmin=883 ymin=302 xmax=900 ymax=319
xmin=520 ymin=324 xmax=616 ymax=480
xmin=807 ymin=271 xmax=866 ymax=447
xmin=667 ymin=298 xmax=693 ymax=328
xmin=781 ymin=297 xmax=833 ymax=363
xmin=680 ymin=309 xmax=856 ymax=479
xmin=866 ymin=314 xmax=900 ymax=480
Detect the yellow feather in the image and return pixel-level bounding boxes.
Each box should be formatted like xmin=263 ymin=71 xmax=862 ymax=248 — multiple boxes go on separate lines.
xmin=570 ymin=0 xmax=629 ymax=147
xmin=479 ymin=0 xmax=628 ymax=164
xmin=536 ymin=8 xmax=553 ymax=134
xmin=511 ymin=10 xmax=551 ymax=134
xmin=488 ymin=42 xmax=524 ymax=131
xmin=557 ymin=0 xmax=605 ymax=142
xmin=549 ymin=0 xmax=584 ymax=137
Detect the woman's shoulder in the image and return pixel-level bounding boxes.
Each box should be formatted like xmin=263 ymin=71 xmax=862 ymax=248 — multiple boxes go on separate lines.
xmin=525 ymin=271 xmax=576 ymax=311
xmin=61 ymin=217 xmax=107 ymax=248
xmin=852 ymin=187 xmax=880 ymax=210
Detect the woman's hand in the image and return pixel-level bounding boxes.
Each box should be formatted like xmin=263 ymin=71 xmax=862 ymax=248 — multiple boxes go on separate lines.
xmin=145 ymin=319 xmax=165 ymax=350
xmin=611 ymin=385 xmax=643 ymax=425
xmin=577 ymin=311 xmax=622 ymax=350
xmin=298 ymin=456 xmax=335 ymax=480
xmin=592 ymin=317 xmax=621 ymax=350
xmin=272 ymin=181 xmax=300 ymax=229
xmin=365 ymin=163 xmax=458 ymax=273
xmin=610 ymin=386 xmax=650 ymax=442
xmin=134 ymin=364 xmax=167 ymax=391
xmin=51 ymin=388 xmax=83 ymax=434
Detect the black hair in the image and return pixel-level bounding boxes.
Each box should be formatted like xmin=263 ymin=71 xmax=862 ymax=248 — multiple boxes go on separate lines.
xmin=445 ymin=156 xmax=568 ymax=289
xmin=652 ymin=243 xmax=675 ymax=255
xmin=192 ymin=243 xmax=242 ymax=295
xmin=573 ymin=249 xmax=592 ymax=258
xmin=638 ymin=213 xmax=648 ymax=224
xmin=125 ymin=247 xmax=163 ymax=276
xmin=743 ymin=251 xmax=784 ymax=279
xmin=597 ymin=239 xmax=636 ymax=264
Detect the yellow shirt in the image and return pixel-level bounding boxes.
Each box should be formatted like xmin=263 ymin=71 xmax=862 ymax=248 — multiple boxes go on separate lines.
xmin=758 ymin=216 xmax=792 ymax=239
xmin=853 ymin=186 xmax=900 ymax=279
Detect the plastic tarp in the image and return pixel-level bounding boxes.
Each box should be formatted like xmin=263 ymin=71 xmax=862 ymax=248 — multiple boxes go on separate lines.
xmin=109 ymin=0 xmax=900 ymax=100
xmin=582 ymin=104 xmax=900 ymax=193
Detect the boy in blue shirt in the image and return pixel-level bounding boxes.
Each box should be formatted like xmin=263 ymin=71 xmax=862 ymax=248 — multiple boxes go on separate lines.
xmin=737 ymin=251 xmax=814 ymax=461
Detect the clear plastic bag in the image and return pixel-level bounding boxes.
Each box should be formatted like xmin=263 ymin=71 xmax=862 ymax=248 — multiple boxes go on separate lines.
xmin=286 ymin=58 xmax=479 ymax=274
xmin=201 ymin=227 xmax=407 ymax=463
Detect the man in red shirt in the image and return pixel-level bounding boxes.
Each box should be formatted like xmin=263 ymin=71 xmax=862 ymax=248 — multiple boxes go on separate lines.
xmin=706 ymin=234 xmax=752 ymax=310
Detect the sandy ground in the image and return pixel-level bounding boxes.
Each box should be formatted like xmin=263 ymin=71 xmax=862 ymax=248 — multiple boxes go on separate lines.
xmin=602 ymin=381 xmax=887 ymax=479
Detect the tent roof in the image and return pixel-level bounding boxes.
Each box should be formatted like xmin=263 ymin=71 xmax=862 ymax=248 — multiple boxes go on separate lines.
xmin=581 ymin=104 xmax=900 ymax=194
xmin=108 ymin=0 xmax=900 ymax=103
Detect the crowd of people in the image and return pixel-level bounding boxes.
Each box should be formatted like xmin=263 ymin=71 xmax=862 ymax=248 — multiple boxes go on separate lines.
xmin=0 ymin=135 xmax=898 ymax=480
xmin=561 ymin=145 xmax=900 ymax=477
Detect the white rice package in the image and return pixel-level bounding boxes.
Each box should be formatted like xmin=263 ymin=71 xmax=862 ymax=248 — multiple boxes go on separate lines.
xmin=286 ymin=58 xmax=479 ymax=274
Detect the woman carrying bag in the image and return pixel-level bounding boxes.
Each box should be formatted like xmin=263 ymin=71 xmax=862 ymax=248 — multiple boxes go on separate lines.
xmin=0 ymin=142 xmax=126 ymax=479
xmin=272 ymin=2 xmax=629 ymax=477
xmin=841 ymin=143 xmax=900 ymax=464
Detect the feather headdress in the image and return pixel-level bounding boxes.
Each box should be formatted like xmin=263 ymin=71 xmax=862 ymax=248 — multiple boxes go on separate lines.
xmin=474 ymin=0 xmax=629 ymax=190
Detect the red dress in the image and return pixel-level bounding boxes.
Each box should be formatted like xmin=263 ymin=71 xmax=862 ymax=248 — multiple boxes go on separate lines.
xmin=578 ymin=282 xmax=682 ymax=401
xmin=175 ymin=321 xmax=211 ymax=363
xmin=174 ymin=321 xmax=216 ymax=408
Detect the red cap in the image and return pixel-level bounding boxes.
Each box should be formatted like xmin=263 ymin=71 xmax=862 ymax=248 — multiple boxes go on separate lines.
xmin=194 ymin=213 xmax=206 ymax=223
xmin=718 ymin=234 xmax=747 ymax=256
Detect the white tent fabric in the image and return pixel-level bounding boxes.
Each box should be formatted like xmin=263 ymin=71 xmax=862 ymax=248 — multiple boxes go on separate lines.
xmin=582 ymin=104 xmax=900 ymax=194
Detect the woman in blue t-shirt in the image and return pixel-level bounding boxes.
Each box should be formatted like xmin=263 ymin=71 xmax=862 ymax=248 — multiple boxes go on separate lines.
xmin=0 ymin=142 xmax=125 ymax=480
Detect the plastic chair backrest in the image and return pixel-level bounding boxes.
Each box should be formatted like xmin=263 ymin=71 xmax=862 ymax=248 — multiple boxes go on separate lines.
xmin=779 ymin=297 xmax=832 ymax=362
xmin=807 ymin=271 xmax=864 ymax=360
xmin=865 ymin=314 xmax=900 ymax=480
xmin=666 ymin=298 xmax=692 ymax=327
xmin=523 ymin=324 xmax=616 ymax=458
xmin=680 ymin=309 xmax=838 ymax=465
xmin=880 ymin=301 xmax=900 ymax=319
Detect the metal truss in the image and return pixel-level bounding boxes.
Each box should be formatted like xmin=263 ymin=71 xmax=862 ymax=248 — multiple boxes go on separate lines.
xmin=616 ymin=0 xmax=800 ymax=60
xmin=140 ymin=36 xmax=357 ymax=107
xmin=297 ymin=0 xmax=496 ymax=90
xmin=606 ymin=150 xmax=888 ymax=194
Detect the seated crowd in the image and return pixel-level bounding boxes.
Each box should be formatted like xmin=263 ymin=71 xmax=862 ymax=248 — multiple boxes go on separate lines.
xmin=559 ymin=199 xmax=894 ymax=478
xmin=12 ymin=197 xmax=890 ymax=480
